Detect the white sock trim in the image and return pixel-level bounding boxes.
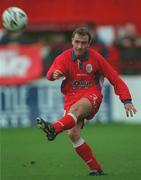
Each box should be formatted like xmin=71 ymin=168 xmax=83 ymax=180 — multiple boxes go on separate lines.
xmin=68 ymin=112 xmax=77 ymax=123
xmin=72 ymin=137 xmax=85 ymax=148
xmin=58 ymin=121 xmax=64 ymax=127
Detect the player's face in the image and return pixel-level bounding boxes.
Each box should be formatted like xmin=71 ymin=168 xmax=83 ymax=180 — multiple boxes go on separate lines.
xmin=72 ymin=33 xmax=90 ymax=57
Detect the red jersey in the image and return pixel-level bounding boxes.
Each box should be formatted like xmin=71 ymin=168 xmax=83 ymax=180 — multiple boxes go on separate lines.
xmin=46 ymin=48 xmax=132 ymax=103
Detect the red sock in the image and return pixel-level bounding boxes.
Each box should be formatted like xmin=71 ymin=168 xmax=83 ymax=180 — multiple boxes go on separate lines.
xmin=75 ymin=142 xmax=101 ymax=170
xmin=53 ymin=113 xmax=76 ymax=133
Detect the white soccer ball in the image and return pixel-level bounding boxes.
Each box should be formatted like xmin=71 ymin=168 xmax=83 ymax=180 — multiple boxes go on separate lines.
xmin=2 ymin=7 xmax=28 ymax=31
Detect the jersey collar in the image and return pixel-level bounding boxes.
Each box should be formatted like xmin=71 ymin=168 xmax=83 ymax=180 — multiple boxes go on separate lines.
xmin=71 ymin=49 xmax=89 ymax=61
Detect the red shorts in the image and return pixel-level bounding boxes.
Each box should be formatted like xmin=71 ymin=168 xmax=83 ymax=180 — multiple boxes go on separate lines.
xmin=64 ymin=90 xmax=102 ymax=120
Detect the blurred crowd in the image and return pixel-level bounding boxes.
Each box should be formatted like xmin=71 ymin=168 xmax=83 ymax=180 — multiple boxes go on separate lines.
xmin=0 ymin=22 xmax=141 ymax=78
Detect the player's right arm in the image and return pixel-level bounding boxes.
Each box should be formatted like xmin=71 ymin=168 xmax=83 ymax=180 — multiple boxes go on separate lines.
xmin=46 ymin=54 xmax=67 ymax=81
xmin=51 ymin=69 xmax=65 ymax=80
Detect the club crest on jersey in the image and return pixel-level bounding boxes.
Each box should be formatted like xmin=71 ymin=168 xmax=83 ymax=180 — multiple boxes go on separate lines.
xmin=86 ymin=64 xmax=93 ymax=73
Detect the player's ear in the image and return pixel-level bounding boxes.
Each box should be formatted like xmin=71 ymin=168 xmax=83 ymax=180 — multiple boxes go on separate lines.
xmin=72 ymin=38 xmax=74 ymax=45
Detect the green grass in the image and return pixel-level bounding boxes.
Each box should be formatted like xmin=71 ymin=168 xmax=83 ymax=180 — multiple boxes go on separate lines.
xmin=1 ymin=123 xmax=141 ymax=180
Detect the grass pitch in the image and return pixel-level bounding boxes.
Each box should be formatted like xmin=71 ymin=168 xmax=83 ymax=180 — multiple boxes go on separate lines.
xmin=1 ymin=123 xmax=141 ymax=180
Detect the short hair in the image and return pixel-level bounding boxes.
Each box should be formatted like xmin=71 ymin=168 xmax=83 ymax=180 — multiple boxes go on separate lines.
xmin=72 ymin=27 xmax=92 ymax=43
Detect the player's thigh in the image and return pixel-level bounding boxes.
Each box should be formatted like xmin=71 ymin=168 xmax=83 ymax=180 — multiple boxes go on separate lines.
xmin=69 ymin=97 xmax=92 ymax=118
xmin=84 ymin=93 xmax=102 ymax=120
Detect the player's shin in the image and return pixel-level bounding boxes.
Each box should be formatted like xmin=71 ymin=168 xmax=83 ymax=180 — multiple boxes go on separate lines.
xmin=72 ymin=137 xmax=101 ymax=170
xmin=53 ymin=113 xmax=77 ymax=133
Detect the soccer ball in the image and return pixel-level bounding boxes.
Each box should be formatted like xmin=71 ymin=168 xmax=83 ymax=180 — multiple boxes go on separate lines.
xmin=2 ymin=7 xmax=28 ymax=31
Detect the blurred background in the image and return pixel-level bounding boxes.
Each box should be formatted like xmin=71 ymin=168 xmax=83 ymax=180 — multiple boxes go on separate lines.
xmin=0 ymin=1 xmax=141 ymax=180
xmin=0 ymin=0 xmax=141 ymax=128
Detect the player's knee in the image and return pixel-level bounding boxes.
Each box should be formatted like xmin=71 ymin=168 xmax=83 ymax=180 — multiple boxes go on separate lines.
xmin=69 ymin=100 xmax=92 ymax=119
xmin=69 ymin=104 xmax=82 ymax=118
xmin=67 ymin=129 xmax=80 ymax=142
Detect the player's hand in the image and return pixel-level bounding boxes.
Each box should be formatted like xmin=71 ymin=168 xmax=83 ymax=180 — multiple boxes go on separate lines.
xmin=124 ymin=103 xmax=137 ymax=117
xmin=52 ymin=69 xmax=65 ymax=80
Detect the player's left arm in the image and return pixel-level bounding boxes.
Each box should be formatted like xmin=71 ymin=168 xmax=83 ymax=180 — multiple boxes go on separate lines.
xmin=124 ymin=102 xmax=137 ymax=117
xmin=96 ymin=52 xmax=137 ymax=117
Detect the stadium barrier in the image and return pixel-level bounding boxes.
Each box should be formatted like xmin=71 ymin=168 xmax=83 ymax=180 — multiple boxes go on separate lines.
xmin=111 ymin=76 xmax=141 ymax=123
xmin=0 ymin=76 xmax=140 ymax=128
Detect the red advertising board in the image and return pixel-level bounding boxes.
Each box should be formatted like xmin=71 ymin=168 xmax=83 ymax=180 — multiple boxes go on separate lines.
xmin=0 ymin=44 xmax=43 ymax=85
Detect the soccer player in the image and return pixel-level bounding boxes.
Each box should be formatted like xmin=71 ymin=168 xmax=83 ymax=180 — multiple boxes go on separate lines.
xmin=36 ymin=27 xmax=137 ymax=176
